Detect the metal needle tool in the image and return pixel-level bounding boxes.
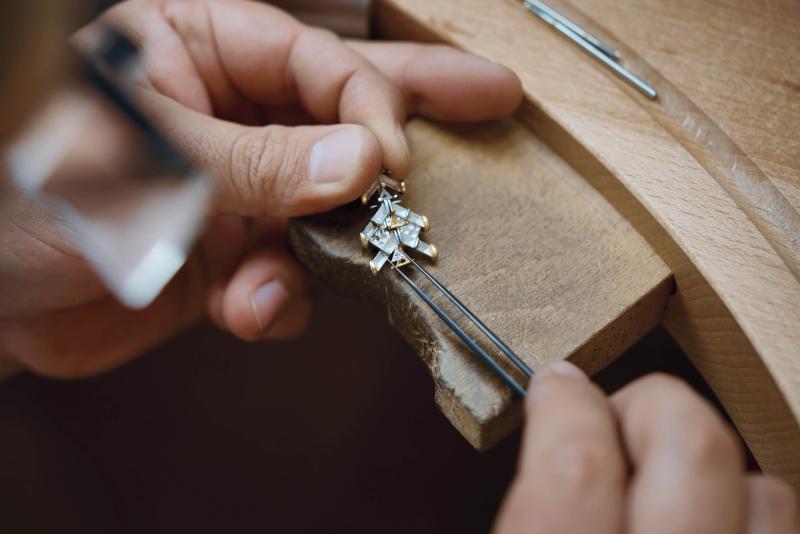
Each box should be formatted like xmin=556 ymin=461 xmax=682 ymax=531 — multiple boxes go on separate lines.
xmin=525 ymin=0 xmax=619 ymax=60
xmin=390 ymin=260 xmax=529 ymax=397
xmin=362 ymin=176 xmax=532 ymax=397
xmin=522 ymin=0 xmax=657 ymax=99
xmin=401 ymin=251 xmax=534 ymax=378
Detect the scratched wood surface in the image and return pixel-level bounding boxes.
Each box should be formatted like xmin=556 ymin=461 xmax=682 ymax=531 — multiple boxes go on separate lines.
xmin=290 ymin=118 xmax=671 ymax=449
xmin=371 ymin=0 xmax=800 ymax=487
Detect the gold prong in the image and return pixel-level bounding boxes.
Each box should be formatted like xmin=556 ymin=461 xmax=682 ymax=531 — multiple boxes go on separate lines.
xmin=361 ymin=193 xmax=369 ymax=205
xmin=360 ymin=232 xmax=368 ymax=248
xmin=421 ymin=215 xmax=430 ymax=231
xmin=400 ymin=181 xmax=407 ymax=193
xmin=369 ymin=260 xmax=378 ymax=276
xmin=430 ymin=244 xmax=438 ymax=262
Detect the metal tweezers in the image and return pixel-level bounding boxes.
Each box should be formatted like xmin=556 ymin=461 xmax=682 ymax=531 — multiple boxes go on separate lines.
xmin=390 ymin=250 xmax=533 ymax=396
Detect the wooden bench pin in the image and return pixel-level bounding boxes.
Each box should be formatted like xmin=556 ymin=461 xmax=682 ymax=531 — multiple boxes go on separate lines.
xmin=359 ymin=171 xmax=534 ymax=396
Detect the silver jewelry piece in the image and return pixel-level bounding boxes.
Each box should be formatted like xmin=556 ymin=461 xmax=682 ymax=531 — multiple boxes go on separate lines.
xmin=360 ymin=172 xmax=437 ymax=275
xmin=358 ymin=172 xmax=532 ymax=396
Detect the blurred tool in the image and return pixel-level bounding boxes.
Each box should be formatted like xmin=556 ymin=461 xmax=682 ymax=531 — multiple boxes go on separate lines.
xmin=523 ymin=0 xmax=657 ymax=99
xmin=6 ymin=28 xmax=210 ymax=308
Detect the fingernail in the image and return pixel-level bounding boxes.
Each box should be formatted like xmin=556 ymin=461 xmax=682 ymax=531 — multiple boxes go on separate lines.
xmin=542 ymin=361 xmax=587 ymax=381
xmin=249 ymin=280 xmax=289 ymax=332
xmin=309 ymin=127 xmax=363 ymax=183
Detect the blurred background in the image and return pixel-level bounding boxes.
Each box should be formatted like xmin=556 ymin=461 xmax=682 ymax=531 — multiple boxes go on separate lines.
xmin=0 ymin=287 xmax=749 ymax=533
xmin=0 ymin=1 xmax=756 ymax=532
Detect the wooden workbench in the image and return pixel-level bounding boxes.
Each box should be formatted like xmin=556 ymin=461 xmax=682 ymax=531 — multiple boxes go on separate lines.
xmin=290 ymin=0 xmax=800 ymax=489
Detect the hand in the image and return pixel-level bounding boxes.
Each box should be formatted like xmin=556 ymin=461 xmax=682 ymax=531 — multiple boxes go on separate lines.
xmin=0 ymin=0 xmax=522 ymax=378
xmin=494 ymin=364 xmax=799 ymax=534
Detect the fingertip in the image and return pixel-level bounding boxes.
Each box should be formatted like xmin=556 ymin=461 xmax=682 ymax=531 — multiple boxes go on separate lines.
xmin=303 ymin=124 xmax=382 ymax=210
xmin=219 ymin=249 xmax=309 ymax=341
xmin=527 ymin=361 xmax=589 ymax=410
xmin=348 ymin=120 xmax=409 ymax=180
xmin=383 ymin=122 xmax=411 ymax=178
xmin=351 ymin=123 xmax=386 ymax=190
xmin=480 ymin=58 xmax=524 ymax=116
xmin=540 ymin=360 xmax=587 ymax=380
xmin=448 ymin=55 xmax=523 ymax=120
xmin=250 ymin=279 xmax=291 ymax=332
xmin=412 ymin=47 xmax=524 ymax=121
xmin=262 ymin=294 xmax=313 ymax=340
xmin=222 ymin=278 xmax=290 ymax=341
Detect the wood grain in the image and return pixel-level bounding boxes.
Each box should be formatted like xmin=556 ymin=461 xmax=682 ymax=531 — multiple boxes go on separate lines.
xmin=372 ymin=0 xmax=800 ymax=486
xmin=290 ymin=118 xmax=671 ymax=449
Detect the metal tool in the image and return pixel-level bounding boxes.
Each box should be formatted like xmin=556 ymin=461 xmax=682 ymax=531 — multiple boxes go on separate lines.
xmin=361 ymin=175 xmax=533 ymax=396
xmin=522 ymin=0 xmax=657 ymax=99
xmin=6 ymin=28 xmax=210 ymax=309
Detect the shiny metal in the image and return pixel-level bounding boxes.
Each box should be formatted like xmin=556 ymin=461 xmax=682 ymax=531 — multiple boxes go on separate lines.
xmin=362 ymin=175 xmax=436 ymax=273
xmin=524 ymin=0 xmax=619 ymax=60
xmin=391 ymin=261 xmax=528 ymax=397
xmin=400 ymin=250 xmax=534 ymax=379
xmin=359 ymin=176 xmax=532 ymax=396
xmin=523 ymin=0 xmax=657 ymax=99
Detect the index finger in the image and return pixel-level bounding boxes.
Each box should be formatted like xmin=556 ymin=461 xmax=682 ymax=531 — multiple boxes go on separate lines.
xmin=122 ymin=0 xmax=411 ymax=177
xmin=494 ymin=361 xmax=626 ymax=534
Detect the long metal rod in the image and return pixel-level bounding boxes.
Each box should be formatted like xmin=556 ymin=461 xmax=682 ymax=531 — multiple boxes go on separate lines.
xmin=524 ymin=0 xmax=619 ymax=60
xmin=401 ymin=251 xmax=534 ymax=378
xmin=523 ymin=1 xmax=658 ymax=99
xmin=391 ymin=263 xmax=528 ymax=396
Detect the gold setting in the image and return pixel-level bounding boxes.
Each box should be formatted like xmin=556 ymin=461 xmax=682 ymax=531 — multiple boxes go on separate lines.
xmin=360 ymin=174 xmax=436 ymax=274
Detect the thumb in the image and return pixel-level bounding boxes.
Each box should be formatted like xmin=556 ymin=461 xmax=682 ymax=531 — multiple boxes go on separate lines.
xmin=140 ymin=90 xmax=383 ymax=217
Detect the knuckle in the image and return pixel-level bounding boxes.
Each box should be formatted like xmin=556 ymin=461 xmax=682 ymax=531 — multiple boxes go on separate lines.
xmin=542 ymin=440 xmax=616 ymax=491
xmin=306 ymin=26 xmax=337 ymax=43
xmin=230 ymin=127 xmax=298 ymax=211
xmin=229 ymin=130 xmax=264 ymax=202
xmin=755 ymin=477 xmax=797 ymax=514
xmin=678 ymin=416 xmax=741 ymax=469
xmin=624 ymin=374 xmax=742 ymax=468
xmin=271 ymin=129 xmax=304 ymax=201
xmin=657 ymin=407 xmax=740 ymax=469
xmin=626 ymin=373 xmax=698 ymax=422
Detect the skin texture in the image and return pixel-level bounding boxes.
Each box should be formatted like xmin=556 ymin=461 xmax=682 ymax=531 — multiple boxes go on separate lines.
xmin=494 ymin=363 xmax=799 ymax=534
xmin=0 ymin=0 xmax=523 ymax=377
xmin=0 ymin=1 xmax=796 ymax=530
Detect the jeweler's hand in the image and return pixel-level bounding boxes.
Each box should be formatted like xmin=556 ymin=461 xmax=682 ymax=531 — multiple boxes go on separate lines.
xmin=494 ymin=364 xmax=799 ymax=534
xmin=0 ymin=0 xmax=522 ymax=378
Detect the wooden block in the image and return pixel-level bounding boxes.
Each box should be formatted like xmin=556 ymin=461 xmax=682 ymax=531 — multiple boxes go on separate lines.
xmin=372 ymin=0 xmax=800 ymax=486
xmin=290 ymin=118 xmax=672 ymax=449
